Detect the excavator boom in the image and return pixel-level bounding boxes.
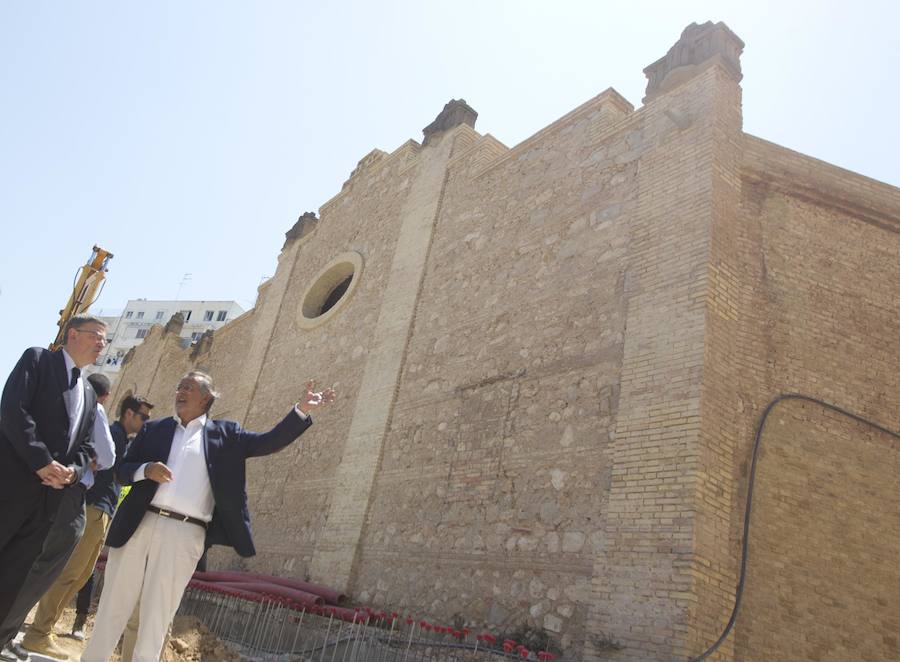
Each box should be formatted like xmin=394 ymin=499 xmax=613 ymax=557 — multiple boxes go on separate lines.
xmin=50 ymin=245 xmax=114 ymax=350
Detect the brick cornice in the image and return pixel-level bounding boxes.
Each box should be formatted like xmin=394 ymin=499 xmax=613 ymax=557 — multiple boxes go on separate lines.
xmin=743 ymin=135 xmax=900 ymax=235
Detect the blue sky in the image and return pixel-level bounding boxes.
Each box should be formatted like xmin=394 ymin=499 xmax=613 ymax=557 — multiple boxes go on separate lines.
xmin=1 ymin=0 xmax=898 ymax=378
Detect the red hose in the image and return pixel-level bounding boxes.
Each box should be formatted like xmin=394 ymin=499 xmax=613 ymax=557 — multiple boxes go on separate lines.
xmin=212 ymin=581 xmax=323 ymax=606
xmin=193 ymin=570 xmax=346 ymax=605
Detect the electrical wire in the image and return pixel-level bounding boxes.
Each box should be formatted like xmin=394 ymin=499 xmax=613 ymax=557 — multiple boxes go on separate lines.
xmin=688 ymin=393 xmax=900 ymax=661
xmin=81 ymin=277 xmax=107 ymax=311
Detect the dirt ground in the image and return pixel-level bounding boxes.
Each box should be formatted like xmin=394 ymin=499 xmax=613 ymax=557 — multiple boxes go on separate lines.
xmin=24 ymin=607 xmax=246 ymax=661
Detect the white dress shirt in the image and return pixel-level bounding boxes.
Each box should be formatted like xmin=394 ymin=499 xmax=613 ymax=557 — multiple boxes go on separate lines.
xmin=61 ymin=349 xmax=85 ymax=452
xmin=133 ymin=407 xmax=308 ymax=520
xmin=80 ymin=402 xmax=116 ymax=489
xmin=135 ymin=414 xmax=214 ymax=522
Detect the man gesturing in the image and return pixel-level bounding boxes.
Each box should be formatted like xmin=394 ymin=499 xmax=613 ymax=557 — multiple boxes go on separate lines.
xmin=82 ymin=371 xmax=335 ymax=662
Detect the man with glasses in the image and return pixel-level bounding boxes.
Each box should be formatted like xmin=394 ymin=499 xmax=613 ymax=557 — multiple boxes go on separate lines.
xmin=0 ymin=315 xmax=106 ymax=661
xmin=0 ymin=373 xmax=118 ymax=660
xmin=20 ymin=391 xmax=154 ymax=660
xmin=82 ymin=371 xmax=335 ymax=662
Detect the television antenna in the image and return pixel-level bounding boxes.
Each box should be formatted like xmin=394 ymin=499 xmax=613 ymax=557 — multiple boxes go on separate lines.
xmin=175 ymin=273 xmax=192 ymax=300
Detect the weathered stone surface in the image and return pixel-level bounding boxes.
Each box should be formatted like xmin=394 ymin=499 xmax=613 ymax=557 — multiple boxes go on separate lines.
xmin=106 ymin=22 xmax=900 ymax=662
xmin=282 ymin=211 xmax=318 ymax=249
xmin=643 ymin=21 xmax=744 ymax=102
xmin=544 ymin=614 xmax=563 ymax=633
xmin=422 ymin=99 xmax=477 ymax=144
xmin=164 ymin=312 xmax=184 ymax=336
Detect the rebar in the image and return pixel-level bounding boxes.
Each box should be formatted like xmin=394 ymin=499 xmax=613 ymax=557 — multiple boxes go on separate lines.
xmin=175 ymin=582 xmax=556 ymax=662
xmin=319 ymin=609 xmax=335 ymax=662
xmin=241 ymin=597 xmax=263 ymax=651
xmin=289 ymin=606 xmax=306 ymax=657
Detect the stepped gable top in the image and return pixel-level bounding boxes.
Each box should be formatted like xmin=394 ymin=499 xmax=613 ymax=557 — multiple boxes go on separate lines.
xmin=283 ymin=211 xmax=319 ymax=250
xmin=164 ymin=312 xmax=185 ymax=336
xmin=422 ymin=99 xmax=478 ymax=145
xmin=643 ymin=21 xmax=744 ymax=103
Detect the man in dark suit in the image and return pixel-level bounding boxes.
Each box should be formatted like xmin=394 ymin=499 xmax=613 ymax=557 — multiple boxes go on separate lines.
xmin=0 ymin=315 xmax=106 ymax=659
xmin=81 ymin=370 xmax=335 ymax=662
xmin=0 ymin=373 xmax=122 ymax=662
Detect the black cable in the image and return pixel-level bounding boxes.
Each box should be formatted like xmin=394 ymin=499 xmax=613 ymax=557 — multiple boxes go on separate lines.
xmin=71 ymin=265 xmax=81 ymax=294
xmin=688 ymin=393 xmax=900 ymax=662
xmin=81 ymin=277 xmax=107 ymax=311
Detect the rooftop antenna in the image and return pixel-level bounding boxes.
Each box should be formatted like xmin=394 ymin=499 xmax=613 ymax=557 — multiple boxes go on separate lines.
xmin=175 ymin=273 xmax=192 ymax=301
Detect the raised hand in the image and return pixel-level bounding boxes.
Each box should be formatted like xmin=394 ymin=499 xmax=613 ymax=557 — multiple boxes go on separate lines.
xmin=298 ymin=379 xmax=337 ymax=415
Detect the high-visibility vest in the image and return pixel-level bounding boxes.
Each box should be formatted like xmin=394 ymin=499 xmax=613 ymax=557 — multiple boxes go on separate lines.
xmin=117 ymin=485 xmax=131 ymax=507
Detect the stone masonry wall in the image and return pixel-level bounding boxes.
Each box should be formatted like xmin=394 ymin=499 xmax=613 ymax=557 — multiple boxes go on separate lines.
xmin=103 ymin=32 xmax=900 ymax=662
xmin=236 ymin=138 xmax=426 ymax=579
xmin=352 ymin=90 xmax=635 ymax=654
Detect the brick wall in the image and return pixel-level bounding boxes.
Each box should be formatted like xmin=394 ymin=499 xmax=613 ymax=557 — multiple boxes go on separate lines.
xmin=728 ymin=140 xmax=900 ymax=661
xmin=106 ymin=47 xmax=900 ymax=661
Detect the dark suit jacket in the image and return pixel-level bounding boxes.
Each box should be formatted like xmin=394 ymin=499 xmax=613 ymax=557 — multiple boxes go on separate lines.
xmin=86 ymin=420 xmax=128 ymax=517
xmin=108 ymin=410 xmax=312 ymax=557
xmin=0 ymin=347 xmax=96 ymax=503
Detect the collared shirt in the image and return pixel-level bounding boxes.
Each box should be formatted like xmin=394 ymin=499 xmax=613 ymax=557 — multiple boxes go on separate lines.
xmin=80 ymin=403 xmax=116 ymax=489
xmin=136 ymin=414 xmax=214 ymax=522
xmin=133 ymin=407 xmax=308 ymax=521
xmin=61 ymin=349 xmax=85 ymax=452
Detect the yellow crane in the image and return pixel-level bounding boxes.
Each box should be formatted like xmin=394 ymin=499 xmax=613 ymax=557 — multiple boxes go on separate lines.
xmin=50 ymin=246 xmax=114 ymax=350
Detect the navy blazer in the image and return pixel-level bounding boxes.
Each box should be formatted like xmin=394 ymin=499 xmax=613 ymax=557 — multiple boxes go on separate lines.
xmin=107 ymin=410 xmax=312 ymax=557
xmin=0 ymin=347 xmax=96 ymax=501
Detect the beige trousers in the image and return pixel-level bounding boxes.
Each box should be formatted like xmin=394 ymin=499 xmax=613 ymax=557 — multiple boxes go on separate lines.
xmin=81 ymin=512 xmax=204 ymax=662
xmin=120 ymin=602 xmax=172 ymax=662
xmin=24 ymin=505 xmax=110 ymax=642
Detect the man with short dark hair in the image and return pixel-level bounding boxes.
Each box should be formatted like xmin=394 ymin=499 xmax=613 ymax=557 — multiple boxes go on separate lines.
xmin=20 ymin=392 xmax=153 ymax=659
xmin=0 ymin=372 xmax=118 ymax=662
xmin=82 ymin=371 xmax=335 ymax=662
xmin=0 ymin=315 xmax=106 ymax=659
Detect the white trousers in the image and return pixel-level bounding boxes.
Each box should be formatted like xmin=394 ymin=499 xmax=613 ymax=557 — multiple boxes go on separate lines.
xmin=81 ymin=512 xmax=205 ymax=662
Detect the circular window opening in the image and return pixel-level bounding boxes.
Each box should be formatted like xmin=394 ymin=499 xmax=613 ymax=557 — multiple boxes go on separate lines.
xmin=297 ymin=252 xmax=363 ymax=329
xmin=319 ymin=275 xmax=352 ymax=316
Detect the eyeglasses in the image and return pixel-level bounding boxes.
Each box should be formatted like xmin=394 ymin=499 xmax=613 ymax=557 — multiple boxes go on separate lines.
xmin=74 ymin=329 xmax=109 ymax=345
xmin=128 ymin=409 xmax=150 ymax=421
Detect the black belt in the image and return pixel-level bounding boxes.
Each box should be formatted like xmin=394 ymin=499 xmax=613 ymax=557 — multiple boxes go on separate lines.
xmin=147 ymin=505 xmax=207 ymax=530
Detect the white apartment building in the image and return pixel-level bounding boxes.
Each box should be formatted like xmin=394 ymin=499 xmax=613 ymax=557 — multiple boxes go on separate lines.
xmin=89 ymin=299 xmax=244 ymax=380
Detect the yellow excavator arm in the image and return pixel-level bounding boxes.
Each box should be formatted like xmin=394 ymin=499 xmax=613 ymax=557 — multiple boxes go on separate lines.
xmin=50 ymin=245 xmax=114 ymax=350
